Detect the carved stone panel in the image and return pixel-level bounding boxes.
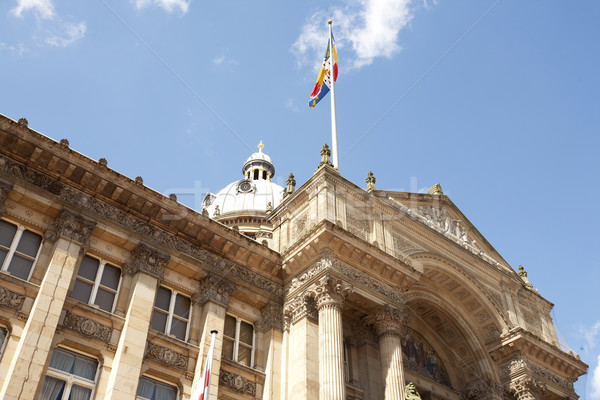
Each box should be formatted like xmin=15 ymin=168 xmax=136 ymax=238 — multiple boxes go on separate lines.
xmin=123 ymin=243 xmax=170 ymax=278
xmin=144 ymin=342 xmax=187 ymax=370
xmin=192 ymin=276 xmax=235 ymax=307
xmin=255 ymin=301 xmax=283 ymax=332
xmin=45 ymin=209 xmax=96 ymax=245
xmin=0 ymin=286 xmax=25 ymax=311
xmin=63 ymin=311 xmax=112 ymax=343
xmin=219 ymin=370 xmax=256 ymax=396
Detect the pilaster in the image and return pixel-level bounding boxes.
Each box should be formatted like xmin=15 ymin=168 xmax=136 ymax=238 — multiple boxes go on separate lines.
xmin=0 ymin=209 xmax=95 ymax=400
xmin=257 ymin=301 xmax=284 ymax=400
xmin=104 ymin=243 xmax=169 ymax=399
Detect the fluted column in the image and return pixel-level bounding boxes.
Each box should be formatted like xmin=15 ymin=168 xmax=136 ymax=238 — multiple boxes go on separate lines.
xmin=309 ymin=274 xmax=353 ymax=400
xmin=368 ymin=304 xmax=406 ymax=400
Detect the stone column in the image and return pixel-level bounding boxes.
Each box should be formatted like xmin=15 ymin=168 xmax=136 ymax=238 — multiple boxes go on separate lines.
xmin=283 ymin=293 xmax=319 ymax=399
xmin=257 ymin=301 xmax=284 ymax=400
xmin=367 ymin=304 xmax=406 ymax=400
xmin=190 ymin=276 xmax=235 ymax=400
xmin=308 ymin=274 xmax=353 ymax=400
xmin=0 ymin=210 xmax=95 ymax=400
xmin=509 ymin=377 xmax=546 ymax=400
xmin=104 ymin=244 xmax=169 ymax=399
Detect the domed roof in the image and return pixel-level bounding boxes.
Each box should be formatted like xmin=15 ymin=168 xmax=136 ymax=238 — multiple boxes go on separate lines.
xmin=202 ymin=142 xmax=283 ymax=219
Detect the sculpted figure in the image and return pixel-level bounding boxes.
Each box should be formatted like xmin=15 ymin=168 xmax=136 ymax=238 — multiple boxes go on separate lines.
xmin=405 ymin=382 xmax=421 ymax=400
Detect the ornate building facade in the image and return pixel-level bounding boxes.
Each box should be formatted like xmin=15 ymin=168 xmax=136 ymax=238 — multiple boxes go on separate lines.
xmin=0 ymin=114 xmax=587 ymax=400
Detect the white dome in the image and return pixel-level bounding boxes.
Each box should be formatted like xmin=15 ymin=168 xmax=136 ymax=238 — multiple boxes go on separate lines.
xmin=245 ymin=152 xmax=272 ymax=165
xmin=205 ymin=179 xmax=283 ymax=218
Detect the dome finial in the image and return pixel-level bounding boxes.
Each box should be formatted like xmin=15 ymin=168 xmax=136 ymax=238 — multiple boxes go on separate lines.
xmin=258 ymin=140 xmax=264 ymax=153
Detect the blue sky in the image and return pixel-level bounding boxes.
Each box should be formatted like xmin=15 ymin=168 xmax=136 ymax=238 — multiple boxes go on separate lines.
xmin=1 ymin=0 xmax=599 ymax=396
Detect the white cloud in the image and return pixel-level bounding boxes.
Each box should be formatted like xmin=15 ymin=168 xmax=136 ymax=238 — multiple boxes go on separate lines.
xmin=11 ymin=0 xmax=55 ymax=20
xmin=213 ymin=50 xmax=238 ymax=66
xmin=285 ymin=98 xmax=299 ymax=112
xmin=45 ymin=21 xmax=87 ymax=47
xmin=134 ymin=0 xmax=190 ymax=14
xmin=591 ymin=354 xmax=600 ymax=399
xmin=293 ymin=0 xmax=414 ymax=70
xmin=0 ymin=42 xmax=27 ymax=57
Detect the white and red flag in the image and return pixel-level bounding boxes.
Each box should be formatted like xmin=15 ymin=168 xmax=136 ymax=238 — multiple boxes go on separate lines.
xmin=192 ymin=330 xmax=218 ymax=400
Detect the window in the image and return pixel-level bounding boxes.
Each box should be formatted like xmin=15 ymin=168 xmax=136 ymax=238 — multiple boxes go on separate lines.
xmin=0 ymin=327 xmax=7 ymax=359
xmin=0 ymin=219 xmax=42 ymax=281
xmin=151 ymin=287 xmax=191 ymax=341
xmin=137 ymin=376 xmax=177 ymax=400
xmin=39 ymin=348 xmax=98 ymax=400
xmin=222 ymin=314 xmax=255 ymax=367
xmin=72 ymin=255 xmax=121 ymax=313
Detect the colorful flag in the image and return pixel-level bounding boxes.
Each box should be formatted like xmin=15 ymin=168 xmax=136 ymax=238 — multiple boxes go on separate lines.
xmin=308 ymin=38 xmax=338 ymax=108
xmin=192 ymin=330 xmax=218 ymax=400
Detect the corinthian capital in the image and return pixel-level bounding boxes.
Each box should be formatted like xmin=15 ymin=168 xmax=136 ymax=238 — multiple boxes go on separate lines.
xmin=192 ymin=275 xmax=235 ymax=306
xmin=123 ymin=243 xmax=170 ymax=278
xmin=256 ymin=301 xmax=284 ymax=332
xmin=366 ymin=304 xmax=407 ymax=337
xmin=509 ymin=376 xmax=546 ymax=400
xmin=307 ymin=274 xmax=353 ymax=310
xmin=45 ymin=209 xmax=96 ymax=245
xmin=283 ymin=294 xmax=317 ymax=327
xmin=0 ymin=181 xmax=12 ymax=214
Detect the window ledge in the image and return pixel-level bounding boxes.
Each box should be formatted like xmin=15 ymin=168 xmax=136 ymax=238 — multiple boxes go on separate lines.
xmin=221 ymin=358 xmax=266 ymax=377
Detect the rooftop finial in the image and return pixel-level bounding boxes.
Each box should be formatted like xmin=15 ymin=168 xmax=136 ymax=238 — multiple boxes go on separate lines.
xmin=258 ymin=140 xmax=264 ymax=153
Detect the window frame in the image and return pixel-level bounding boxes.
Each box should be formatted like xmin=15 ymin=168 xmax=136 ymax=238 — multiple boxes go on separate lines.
xmin=42 ymin=347 xmax=100 ymax=400
xmin=151 ymin=286 xmax=191 ymax=342
xmin=72 ymin=254 xmax=122 ymax=313
xmin=0 ymin=218 xmax=43 ymax=281
xmin=0 ymin=325 xmax=8 ymax=360
xmin=136 ymin=375 xmax=179 ymax=400
xmin=223 ymin=314 xmax=256 ymax=368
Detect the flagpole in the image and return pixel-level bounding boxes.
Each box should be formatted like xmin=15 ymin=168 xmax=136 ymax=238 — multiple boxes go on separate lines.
xmin=192 ymin=329 xmax=218 ymax=400
xmin=328 ymin=20 xmax=339 ymax=170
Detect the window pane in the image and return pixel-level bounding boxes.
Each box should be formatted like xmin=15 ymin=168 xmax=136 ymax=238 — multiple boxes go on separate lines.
xmin=78 ymin=256 xmax=99 ymax=281
xmin=69 ymin=384 xmax=92 ymax=400
xmin=99 ymin=264 xmax=120 ymax=290
xmin=0 ymin=327 xmax=7 ymax=352
xmin=169 ymin=318 xmax=187 ymax=341
xmin=0 ymin=220 xmax=17 ymax=248
xmin=137 ymin=377 xmax=176 ymax=400
xmin=6 ymin=255 xmax=33 ymax=280
xmin=49 ymin=348 xmax=76 ymax=373
xmin=222 ymin=338 xmax=234 ymax=360
xmin=239 ymin=321 xmax=253 ymax=346
xmin=72 ymin=354 xmax=98 ymax=380
xmin=151 ymin=310 xmax=168 ymax=333
xmin=15 ymin=230 xmax=42 ymax=257
xmin=40 ymin=376 xmax=65 ymax=400
xmin=237 ymin=345 xmax=252 ymax=367
xmin=137 ymin=377 xmax=155 ymax=399
xmin=173 ymin=294 xmax=190 ymax=319
xmin=153 ymin=381 xmax=177 ymax=400
xmin=72 ymin=280 xmax=93 ymax=303
xmin=154 ymin=287 xmax=171 ymax=311
xmin=224 ymin=315 xmax=236 ymax=338
xmin=94 ymin=288 xmax=115 ymax=312
xmin=0 ymin=249 xmax=7 ymax=268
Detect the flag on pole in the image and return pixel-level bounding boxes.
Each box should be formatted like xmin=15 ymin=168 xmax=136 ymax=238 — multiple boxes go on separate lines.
xmin=308 ymin=37 xmax=338 ymax=108
xmin=192 ymin=330 xmax=218 ymax=400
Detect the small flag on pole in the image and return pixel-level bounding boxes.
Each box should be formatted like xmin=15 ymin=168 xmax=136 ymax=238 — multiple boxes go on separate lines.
xmin=308 ymin=37 xmax=338 ymax=108
xmin=192 ymin=330 xmax=218 ymax=400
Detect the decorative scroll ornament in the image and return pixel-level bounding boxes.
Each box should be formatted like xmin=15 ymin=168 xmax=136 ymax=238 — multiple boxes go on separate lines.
xmin=123 ymin=243 xmax=170 ymax=278
xmin=63 ymin=311 xmax=112 ymax=343
xmin=45 ymin=209 xmax=96 ymax=245
xmin=219 ymin=370 xmax=256 ymax=396
xmin=192 ymin=275 xmax=235 ymax=306
xmin=256 ymin=301 xmax=284 ymax=332
xmin=0 ymin=286 xmax=25 ymax=311
xmin=306 ymin=273 xmax=353 ymax=310
xmin=145 ymin=343 xmax=187 ymax=370
xmin=365 ymin=304 xmax=407 ymax=337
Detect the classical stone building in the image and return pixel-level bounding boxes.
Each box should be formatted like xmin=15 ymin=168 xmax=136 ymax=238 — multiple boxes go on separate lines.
xmin=0 ymin=113 xmax=587 ymax=400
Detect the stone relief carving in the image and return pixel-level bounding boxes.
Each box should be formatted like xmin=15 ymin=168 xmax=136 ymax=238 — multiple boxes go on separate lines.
xmin=305 ymin=273 xmax=353 ymax=310
xmin=392 ymin=235 xmax=424 ymax=265
xmin=292 ymin=211 xmax=308 ymax=240
xmin=123 ymin=243 xmax=170 ymax=278
xmin=283 ymin=294 xmax=317 ymax=326
xmin=63 ymin=311 xmax=112 ymax=343
xmin=346 ymin=206 xmax=369 ymax=240
xmin=144 ymin=342 xmax=187 ymax=370
xmin=192 ymin=276 xmax=235 ymax=306
xmin=219 ymin=370 xmax=256 ymax=396
xmin=0 ymin=285 xmax=25 ymax=311
xmin=0 ymin=181 xmax=13 ymax=214
xmin=461 ymin=381 xmax=504 ymax=400
xmin=45 ymin=209 xmax=96 ymax=245
xmin=256 ymin=301 xmax=284 ymax=332
xmin=57 ymin=186 xmax=283 ymax=297
xmin=509 ymin=376 xmax=546 ymax=400
xmin=500 ymin=357 xmax=574 ymax=391
xmin=0 ymin=156 xmax=63 ymax=195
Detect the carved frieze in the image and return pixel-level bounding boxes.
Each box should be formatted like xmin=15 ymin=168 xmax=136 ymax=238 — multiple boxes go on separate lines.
xmin=193 ymin=276 xmax=235 ymax=306
xmin=500 ymin=356 xmax=574 ymax=391
xmin=0 ymin=156 xmax=63 ymax=195
xmin=305 ymin=273 xmax=353 ymax=310
xmin=45 ymin=209 xmax=96 ymax=245
xmin=63 ymin=311 xmax=111 ymax=343
xmin=365 ymin=304 xmax=406 ymax=337
xmin=0 ymin=285 xmax=25 ymax=311
xmin=256 ymin=301 xmax=284 ymax=332
xmin=145 ymin=342 xmax=187 ymax=370
xmin=123 ymin=243 xmax=169 ymax=278
xmin=219 ymin=370 xmax=256 ymax=396
xmin=56 ymin=186 xmax=283 ymax=297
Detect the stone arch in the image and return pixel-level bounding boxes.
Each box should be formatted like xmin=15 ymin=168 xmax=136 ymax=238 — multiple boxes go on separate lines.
xmin=402 ymin=287 xmax=503 ymax=390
